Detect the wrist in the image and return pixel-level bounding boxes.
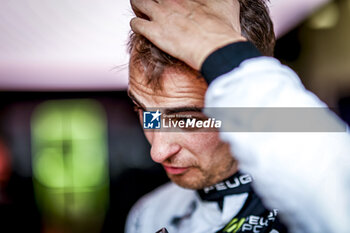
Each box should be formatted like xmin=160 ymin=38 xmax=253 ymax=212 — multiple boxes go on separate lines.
xmin=200 ymin=41 xmax=262 ymax=84
xmin=195 ymin=36 xmax=247 ymax=70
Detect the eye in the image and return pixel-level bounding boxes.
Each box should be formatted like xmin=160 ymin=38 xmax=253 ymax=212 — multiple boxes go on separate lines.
xmin=133 ymin=106 xmax=144 ymax=119
xmin=133 ymin=105 xmax=140 ymax=113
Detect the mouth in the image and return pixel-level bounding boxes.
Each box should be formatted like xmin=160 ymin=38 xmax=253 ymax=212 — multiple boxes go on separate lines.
xmin=163 ymin=165 xmax=190 ymax=175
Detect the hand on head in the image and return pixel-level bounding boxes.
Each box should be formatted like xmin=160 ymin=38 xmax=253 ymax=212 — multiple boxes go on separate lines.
xmin=130 ymin=0 xmax=246 ymax=70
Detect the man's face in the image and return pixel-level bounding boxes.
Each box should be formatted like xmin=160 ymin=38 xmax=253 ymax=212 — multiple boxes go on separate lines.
xmin=128 ymin=65 xmax=237 ymax=190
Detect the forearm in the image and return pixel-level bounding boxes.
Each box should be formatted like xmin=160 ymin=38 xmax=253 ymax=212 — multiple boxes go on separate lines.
xmin=202 ymin=42 xmax=350 ymax=233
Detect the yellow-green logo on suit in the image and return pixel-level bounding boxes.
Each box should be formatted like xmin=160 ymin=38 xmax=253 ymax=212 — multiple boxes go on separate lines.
xmin=223 ymin=218 xmax=246 ymax=233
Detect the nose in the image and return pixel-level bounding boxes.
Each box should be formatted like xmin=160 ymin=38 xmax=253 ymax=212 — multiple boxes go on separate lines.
xmin=148 ymin=132 xmax=181 ymax=163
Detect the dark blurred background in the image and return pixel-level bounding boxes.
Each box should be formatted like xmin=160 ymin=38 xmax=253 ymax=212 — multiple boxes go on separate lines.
xmin=0 ymin=91 xmax=169 ymax=233
xmin=1 ymin=0 xmax=350 ymax=232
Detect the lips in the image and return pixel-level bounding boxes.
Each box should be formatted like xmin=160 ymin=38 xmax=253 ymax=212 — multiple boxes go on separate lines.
xmin=163 ymin=165 xmax=189 ymax=175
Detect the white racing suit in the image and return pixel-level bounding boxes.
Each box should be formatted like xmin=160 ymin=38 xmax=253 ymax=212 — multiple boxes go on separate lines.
xmin=126 ymin=171 xmax=287 ymax=233
xmin=126 ymin=42 xmax=350 ymax=233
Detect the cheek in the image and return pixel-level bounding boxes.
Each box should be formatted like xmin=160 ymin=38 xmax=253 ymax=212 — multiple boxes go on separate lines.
xmin=182 ymin=132 xmax=222 ymax=154
xmin=144 ymin=131 xmax=153 ymax=144
xmin=184 ymin=132 xmax=233 ymax=170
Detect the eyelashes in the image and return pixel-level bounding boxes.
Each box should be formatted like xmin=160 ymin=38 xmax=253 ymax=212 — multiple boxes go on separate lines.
xmin=133 ymin=105 xmax=144 ymax=122
xmin=133 ymin=105 xmax=143 ymax=113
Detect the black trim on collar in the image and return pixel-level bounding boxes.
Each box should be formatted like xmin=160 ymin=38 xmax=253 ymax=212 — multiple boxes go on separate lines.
xmin=200 ymin=41 xmax=262 ymax=84
xmin=197 ymin=171 xmax=253 ymax=202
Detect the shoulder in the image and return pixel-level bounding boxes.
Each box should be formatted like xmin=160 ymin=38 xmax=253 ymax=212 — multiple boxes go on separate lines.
xmin=132 ymin=182 xmax=192 ymax=212
xmin=125 ymin=182 xmax=195 ymax=233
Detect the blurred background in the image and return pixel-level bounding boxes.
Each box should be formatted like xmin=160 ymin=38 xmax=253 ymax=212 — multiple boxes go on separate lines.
xmin=1 ymin=0 xmax=350 ymax=232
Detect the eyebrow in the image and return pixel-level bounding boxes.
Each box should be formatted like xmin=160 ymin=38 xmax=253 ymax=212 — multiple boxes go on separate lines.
xmin=164 ymin=107 xmax=202 ymax=115
xmin=128 ymin=90 xmax=146 ymax=111
xmin=127 ymin=90 xmax=203 ymax=114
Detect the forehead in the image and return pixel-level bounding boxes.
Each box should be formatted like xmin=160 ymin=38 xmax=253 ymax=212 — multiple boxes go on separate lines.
xmin=128 ymin=65 xmax=208 ymax=108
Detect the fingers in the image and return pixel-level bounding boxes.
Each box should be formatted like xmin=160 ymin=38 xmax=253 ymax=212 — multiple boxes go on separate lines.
xmin=130 ymin=17 xmax=155 ymax=38
xmin=130 ymin=0 xmax=160 ymax=20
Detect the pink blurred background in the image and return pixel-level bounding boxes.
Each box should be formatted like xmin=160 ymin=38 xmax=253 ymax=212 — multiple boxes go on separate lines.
xmin=0 ymin=0 xmax=332 ymax=91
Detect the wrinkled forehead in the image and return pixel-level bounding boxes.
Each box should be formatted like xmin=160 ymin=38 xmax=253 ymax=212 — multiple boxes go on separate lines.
xmin=128 ymin=64 xmax=157 ymax=98
xmin=128 ymin=63 xmax=208 ymax=107
xmin=129 ymin=45 xmax=204 ymax=88
xmin=128 ymin=60 xmax=161 ymax=96
xmin=129 ymin=58 xmax=205 ymax=91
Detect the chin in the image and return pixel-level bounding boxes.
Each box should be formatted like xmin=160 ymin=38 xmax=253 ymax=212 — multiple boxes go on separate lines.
xmin=168 ymin=173 xmax=207 ymax=190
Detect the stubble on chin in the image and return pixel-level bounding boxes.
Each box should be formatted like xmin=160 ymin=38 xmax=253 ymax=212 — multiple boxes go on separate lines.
xmin=168 ymin=158 xmax=238 ymax=190
xmin=167 ymin=168 xmax=213 ymax=190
